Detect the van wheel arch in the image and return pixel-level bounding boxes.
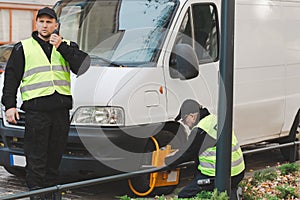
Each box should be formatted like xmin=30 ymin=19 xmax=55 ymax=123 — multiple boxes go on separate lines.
xmin=154 ymin=121 xmax=188 ymax=149
xmin=279 ymin=109 xmax=300 ymax=162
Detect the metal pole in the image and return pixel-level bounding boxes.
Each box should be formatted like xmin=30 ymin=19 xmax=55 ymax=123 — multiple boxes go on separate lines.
xmin=0 ymin=162 xmax=194 ymax=200
xmin=243 ymin=141 xmax=300 ymax=155
xmin=215 ymin=0 xmax=235 ymax=195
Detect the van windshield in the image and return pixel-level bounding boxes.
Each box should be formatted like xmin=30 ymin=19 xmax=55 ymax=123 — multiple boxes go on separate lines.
xmin=55 ymin=0 xmax=178 ymax=67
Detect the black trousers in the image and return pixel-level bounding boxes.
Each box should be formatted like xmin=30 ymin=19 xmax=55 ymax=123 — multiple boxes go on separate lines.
xmin=24 ymin=109 xmax=70 ymax=190
xmin=178 ymin=169 xmax=245 ymax=198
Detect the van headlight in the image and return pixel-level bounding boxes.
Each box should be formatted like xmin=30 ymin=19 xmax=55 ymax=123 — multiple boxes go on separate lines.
xmin=71 ymin=107 xmax=124 ymax=126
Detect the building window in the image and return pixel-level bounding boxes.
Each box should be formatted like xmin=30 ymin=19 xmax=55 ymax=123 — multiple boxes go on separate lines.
xmin=0 ymin=9 xmax=10 ymax=42
xmin=0 ymin=4 xmax=41 ymax=45
xmin=12 ymin=10 xmax=34 ymax=41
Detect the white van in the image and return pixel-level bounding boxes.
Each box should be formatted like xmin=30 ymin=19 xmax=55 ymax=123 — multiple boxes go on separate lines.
xmin=0 ymin=0 xmax=299 ymax=194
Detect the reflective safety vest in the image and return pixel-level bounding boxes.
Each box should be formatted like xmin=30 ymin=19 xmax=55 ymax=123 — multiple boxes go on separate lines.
xmin=20 ymin=37 xmax=71 ymax=101
xmin=196 ymin=114 xmax=245 ymax=176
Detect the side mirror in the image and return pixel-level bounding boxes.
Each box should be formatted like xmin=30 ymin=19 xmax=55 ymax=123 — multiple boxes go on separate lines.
xmin=175 ymin=44 xmax=199 ymax=80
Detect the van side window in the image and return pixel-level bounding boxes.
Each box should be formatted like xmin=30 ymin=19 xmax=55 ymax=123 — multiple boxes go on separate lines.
xmin=192 ymin=4 xmax=219 ymax=63
xmin=177 ymin=10 xmax=192 ymax=46
xmin=169 ymin=4 xmax=219 ymax=79
xmin=169 ymin=9 xmax=192 ymax=78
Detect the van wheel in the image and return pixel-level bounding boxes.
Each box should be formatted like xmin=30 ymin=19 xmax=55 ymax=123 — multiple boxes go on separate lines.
xmin=279 ymin=110 xmax=300 ymax=162
xmin=280 ymin=138 xmax=300 ymax=162
xmin=4 ymin=166 xmax=26 ymax=177
xmin=128 ymin=171 xmax=177 ymax=197
xmin=128 ymin=130 xmax=184 ymax=197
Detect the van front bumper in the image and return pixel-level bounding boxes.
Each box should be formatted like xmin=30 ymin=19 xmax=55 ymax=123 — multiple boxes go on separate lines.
xmin=0 ymin=119 xmax=165 ymax=178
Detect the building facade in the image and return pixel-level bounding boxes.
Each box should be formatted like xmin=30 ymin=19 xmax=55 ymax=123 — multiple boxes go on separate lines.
xmin=0 ymin=0 xmax=57 ymax=45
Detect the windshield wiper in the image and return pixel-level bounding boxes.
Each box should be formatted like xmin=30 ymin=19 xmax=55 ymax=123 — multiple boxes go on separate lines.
xmin=90 ymin=55 xmax=125 ymax=67
xmin=90 ymin=54 xmax=155 ymax=68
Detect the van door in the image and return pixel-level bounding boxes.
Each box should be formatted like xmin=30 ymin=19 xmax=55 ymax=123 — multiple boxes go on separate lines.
xmin=233 ymin=1 xmax=285 ymax=145
xmin=163 ymin=2 xmax=220 ymax=120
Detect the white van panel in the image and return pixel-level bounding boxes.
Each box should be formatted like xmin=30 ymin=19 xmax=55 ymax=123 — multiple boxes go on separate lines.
xmin=72 ymin=67 xmax=139 ymax=108
xmin=72 ymin=66 xmax=168 ymax=126
xmin=234 ymin=66 xmax=285 ymax=145
xmin=105 ymin=67 xmax=167 ymax=126
xmin=233 ymin=0 xmax=286 ymax=145
xmin=235 ymin=0 xmax=283 ymax=68
xmin=282 ymin=1 xmax=300 ymax=133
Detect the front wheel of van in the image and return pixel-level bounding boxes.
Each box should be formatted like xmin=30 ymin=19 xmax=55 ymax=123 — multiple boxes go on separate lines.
xmin=128 ymin=130 xmax=184 ymax=197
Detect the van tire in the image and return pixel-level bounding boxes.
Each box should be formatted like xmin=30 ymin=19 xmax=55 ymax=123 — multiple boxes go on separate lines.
xmin=280 ymin=138 xmax=300 ymax=162
xmin=279 ymin=110 xmax=300 ymax=162
xmin=128 ymin=129 xmax=185 ymax=196
xmin=128 ymin=173 xmax=177 ymax=197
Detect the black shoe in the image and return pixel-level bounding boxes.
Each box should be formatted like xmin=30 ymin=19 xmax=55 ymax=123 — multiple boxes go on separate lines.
xmin=30 ymin=194 xmax=45 ymax=200
xmin=44 ymin=191 xmax=62 ymax=200
xmin=53 ymin=191 xmax=62 ymax=200
xmin=44 ymin=192 xmax=53 ymax=200
xmin=29 ymin=187 xmax=45 ymax=200
xmin=230 ymin=187 xmax=242 ymax=200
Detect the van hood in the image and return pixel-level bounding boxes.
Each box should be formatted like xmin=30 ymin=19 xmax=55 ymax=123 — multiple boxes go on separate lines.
xmin=71 ymin=66 xmax=140 ymax=109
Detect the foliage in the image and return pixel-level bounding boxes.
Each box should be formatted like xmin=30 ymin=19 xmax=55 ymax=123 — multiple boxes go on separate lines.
xmin=261 ymin=194 xmax=280 ymax=200
xmin=278 ymin=163 xmax=300 ymax=176
xmin=195 ymin=190 xmax=213 ymax=199
xmin=239 ymin=163 xmax=300 ymax=200
xmin=276 ymin=185 xmax=298 ymax=199
xmin=156 ymin=195 xmax=166 ymax=200
xmin=209 ymin=189 xmax=228 ymax=200
xmin=194 ymin=189 xmax=228 ymax=200
xmin=117 ymin=163 xmax=300 ymax=200
xmin=252 ymin=168 xmax=277 ymax=183
xmin=117 ymin=195 xmax=131 ymax=200
xmin=117 ymin=189 xmax=228 ymax=200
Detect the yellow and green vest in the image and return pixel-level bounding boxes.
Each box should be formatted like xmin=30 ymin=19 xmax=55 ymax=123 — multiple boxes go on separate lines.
xmin=196 ymin=114 xmax=245 ymax=176
xmin=20 ymin=37 xmax=71 ymax=101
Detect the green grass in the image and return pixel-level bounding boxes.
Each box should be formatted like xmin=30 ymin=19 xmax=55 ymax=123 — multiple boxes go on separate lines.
xmin=278 ymin=163 xmax=300 ymax=175
xmin=117 ymin=163 xmax=300 ymax=200
xmin=117 ymin=189 xmax=228 ymax=200
xmin=239 ymin=162 xmax=300 ymax=200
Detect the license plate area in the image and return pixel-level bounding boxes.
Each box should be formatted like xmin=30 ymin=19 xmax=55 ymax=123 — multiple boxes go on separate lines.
xmin=10 ymin=154 xmax=26 ymax=167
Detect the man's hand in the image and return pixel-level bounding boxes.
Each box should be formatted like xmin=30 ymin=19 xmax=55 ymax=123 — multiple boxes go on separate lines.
xmin=50 ymin=33 xmax=62 ymax=49
xmin=5 ymin=108 xmax=19 ymax=124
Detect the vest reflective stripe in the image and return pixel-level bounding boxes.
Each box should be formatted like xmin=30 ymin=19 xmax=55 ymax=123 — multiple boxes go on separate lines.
xmin=196 ymin=114 xmax=245 ymax=176
xmin=20 ymin=80 xmax=71 ymax=93
xmin=199 ymin=143 xmax=241 ymax=157
xmin=23 ymin=65 xmax=70 ymax=78
xmin=20 ymin=38 xmax=71 ymax=101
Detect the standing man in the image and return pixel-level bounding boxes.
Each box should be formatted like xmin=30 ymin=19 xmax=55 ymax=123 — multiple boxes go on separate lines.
xmin=1 ymin=7 xmax=90 ymax=199
xmin=165 ymin=99 xmax=245 ymax=199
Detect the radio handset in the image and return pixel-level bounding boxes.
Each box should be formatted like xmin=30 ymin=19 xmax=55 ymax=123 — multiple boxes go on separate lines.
xmin=53 ymin=22 xmax=60 ymax=35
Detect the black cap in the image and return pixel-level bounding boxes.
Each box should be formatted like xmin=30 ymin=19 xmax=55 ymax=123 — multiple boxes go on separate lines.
xmin=175 ymin=99 xmax=202 ymax=121
xmin=37 ymin=7 xmax=57 ymax=20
